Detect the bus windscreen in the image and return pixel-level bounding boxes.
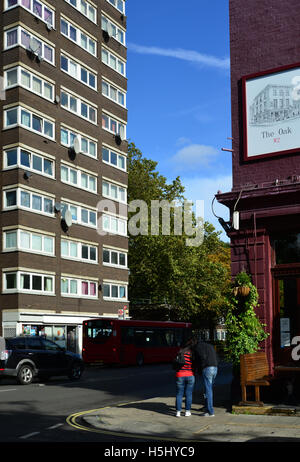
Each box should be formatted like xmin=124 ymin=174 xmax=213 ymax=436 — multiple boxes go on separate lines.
xmin=85 ymin=320 xmax=113 ymax=343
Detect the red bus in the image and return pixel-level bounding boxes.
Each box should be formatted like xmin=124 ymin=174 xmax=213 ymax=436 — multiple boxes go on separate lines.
xmin=82 ymin=318 xmax=192 ymax=366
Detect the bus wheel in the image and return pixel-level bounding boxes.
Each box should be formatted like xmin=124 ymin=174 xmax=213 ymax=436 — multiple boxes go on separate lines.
xmin=136 ymin=353 xmax=144 ymax=366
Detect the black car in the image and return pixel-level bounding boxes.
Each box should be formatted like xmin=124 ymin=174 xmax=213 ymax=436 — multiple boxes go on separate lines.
xmin=0 ymin=336 xmax=84 ymax=385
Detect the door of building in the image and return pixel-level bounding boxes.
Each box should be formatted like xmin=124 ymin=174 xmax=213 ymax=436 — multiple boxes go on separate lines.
xmin=273 ymin=274 xmax=300 ymax=365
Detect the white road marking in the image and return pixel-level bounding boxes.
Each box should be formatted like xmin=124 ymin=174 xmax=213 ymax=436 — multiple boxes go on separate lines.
xmin=0 ymin=389 xmax=17 ymax=393
xmin=47 ymin=423 xmax=64 ymax=430
xmin=20 ymin=432 xmax=40 ymax=439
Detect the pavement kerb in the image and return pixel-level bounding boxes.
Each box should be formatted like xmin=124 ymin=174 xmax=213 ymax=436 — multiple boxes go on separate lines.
xmin=72 ymin=396 xmax=300 ymax=442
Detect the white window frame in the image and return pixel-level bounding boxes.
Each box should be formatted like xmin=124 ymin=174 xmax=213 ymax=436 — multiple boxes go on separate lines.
xmin=3 ymin=145 xmax=55 ymax=179
xmin=102 ymin=78 xmax=126 ymax=108
xmin=102 ymin=280 xmax=128 ymax=301
xmin=60 ymin=53 xmax=97 ymax=91
xmin=3 ymin=187 xmax=55 ymax=217
xmin=61 ymin=163 xmax=97 ymax=194
xmin=102 ymin=112 xmax=126 ymax=138
xmin=4 ymin=105 xmax=55 ymax=140
xmin=60 ymin=16 xmax=97 ymax=57
xmin=3 ymin=270 xmax=55 ymax=295
xmin=60 ymin=125 xmax=97 ymax=159
xmin=61 ymin=239 xmax=98 ymax=264
xmin=106 ymin=0 xmax=125 ymax=14
xmin=61 ymin=201 xmax=97 ymax=228
xmin=4 ymin=26 xmax=55 ymax=65
xmin=4 ymin=65 xmax=55 ymax=102
xmin=102 ymin=213 xmax=127 ymax=236
xmin=101 ymin=46 xmax=126 ymax=77
xmin=102 ymin=145 xmax=126 ymax=171
xmin=101 ymin=15 xmax=126 ymax=46
xmin=61 ymin=276 xmax=98 ymax=298
xmin=64 ymin=0 xmax=97 ymax=24
xmin=3 ymin=228 xmax=55 ymax=256
xmin=102 ymin=179 xmax=127 ymax=204
xmin=61 ymin=89 xmax=97 ymax=125
xmin=102 ymin=247 xmax=127 ymax=269
xmin=4 ymin=0 xmax=55 ymax=28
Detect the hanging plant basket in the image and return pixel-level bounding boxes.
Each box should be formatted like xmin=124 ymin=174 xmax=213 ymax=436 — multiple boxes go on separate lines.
xmin=233 ymin=286 xmax=250 ymax=297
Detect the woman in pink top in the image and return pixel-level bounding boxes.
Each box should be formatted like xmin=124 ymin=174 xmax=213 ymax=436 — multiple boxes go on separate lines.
xmin=175 ymin=338 xmax=196 ymax=417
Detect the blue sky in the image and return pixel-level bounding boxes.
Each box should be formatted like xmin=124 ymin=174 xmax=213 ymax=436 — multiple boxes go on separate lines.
xmin=126 ymin=0 xmax=232 ymax=241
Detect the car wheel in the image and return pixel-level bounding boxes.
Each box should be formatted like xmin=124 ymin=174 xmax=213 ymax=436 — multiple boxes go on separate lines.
xmin=17 ymin=364 xmax=34 ymax=385
xmin=68 ymin=362 xmax=83 ymax=380
xmin=136 ymin=353 xmax=144 ymax=366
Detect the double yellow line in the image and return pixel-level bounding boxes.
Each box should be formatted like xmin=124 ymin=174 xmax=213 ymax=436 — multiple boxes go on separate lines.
xmin=66 ymin=404 xmax=195 ymax=441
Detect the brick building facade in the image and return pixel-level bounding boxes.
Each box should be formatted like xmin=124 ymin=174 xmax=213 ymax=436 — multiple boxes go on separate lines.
xmin=217 ymin=0 xmax=300 ymax=371
xmin=0 ymin=0 xmax=128 ymax=353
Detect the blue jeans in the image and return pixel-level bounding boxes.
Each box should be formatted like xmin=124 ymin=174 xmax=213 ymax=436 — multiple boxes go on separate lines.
xmin=176 ymin=376 xmax=195 ymax=412
xmin=202 ymin=367 xmax=218 ymax=415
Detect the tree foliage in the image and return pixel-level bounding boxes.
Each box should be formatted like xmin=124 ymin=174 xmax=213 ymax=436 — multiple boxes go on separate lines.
xmin=127 ymin=142 xmax=231 ymax=326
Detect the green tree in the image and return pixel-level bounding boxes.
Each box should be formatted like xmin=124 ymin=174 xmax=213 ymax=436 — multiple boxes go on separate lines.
xmin=127 ymin=142 xmax=231 ymax=325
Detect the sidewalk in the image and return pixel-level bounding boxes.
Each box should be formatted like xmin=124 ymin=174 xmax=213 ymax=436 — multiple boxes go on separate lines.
xmin=82 ymin=382 xmax=300 ymax=442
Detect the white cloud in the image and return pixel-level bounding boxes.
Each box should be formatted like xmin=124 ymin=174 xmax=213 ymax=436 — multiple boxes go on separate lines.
xmin=171 ymin=144 xmax=219 ymax=172
xmin=128 ymin=43 xmax=230 ymax=70
xmin=181 ymin=175 xmax=232 ymax=241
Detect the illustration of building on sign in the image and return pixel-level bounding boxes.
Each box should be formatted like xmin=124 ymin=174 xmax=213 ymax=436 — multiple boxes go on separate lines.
xmin=249 ymin=84 xmax=300 ymax=125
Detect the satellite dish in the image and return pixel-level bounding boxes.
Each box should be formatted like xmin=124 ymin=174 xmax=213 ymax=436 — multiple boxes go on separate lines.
xmin=118 ymin=126 xmax=125 ymax=141
xmin=64 ymin=210 xmax=72 ymax=228
xmin=55 ymin=95 xmax=60 ymax=104
xmin=46 ymin=23 xmax=53 ymax=31
xmin=107 ymin=22 xmax=113 ymax=37
xmin=29 ymin=37 xmax=39 ymax=55
xmin=73 ymin=137 xmax=80 ymax=155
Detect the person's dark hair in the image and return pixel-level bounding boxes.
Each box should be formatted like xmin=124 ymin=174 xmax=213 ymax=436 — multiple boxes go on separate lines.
xmin=179 ymin=336 xmax=198 ymax=357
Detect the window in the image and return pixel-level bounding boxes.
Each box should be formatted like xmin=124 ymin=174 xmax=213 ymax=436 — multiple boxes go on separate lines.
xmin=64 ymin=0 xmax=96 ymax=23
xmin=60 ymin=126 xmax=97 ymax=158
xmin=102 ymin=180 xmax=126 ymax=203
xmin=4 ymin=0 xmax=55 ymax=27
xmin=4 ymin=146 xmax=54 ymax=177
xmin=3 ymin=187 xmax=54 ymax=216
xmin=61 ymin=276 xmax=97 ymax=298
xmin=61 ymin=164 xmax=97 ymax=193
xmin=101 ymin=15 xmax=125 ymax=45
xmin=106 ymin=0 xmax=125 ymax=14
xmin=103 ymin=281 xmax=127 ymax=300
xmin=102 ymin=146 xmax=126 ymax=171
xmin=102 ymin=47 xmax=126 ymax=76
xmin=102 ymin=79 xmax=126 ymax=108
xmin=61 ymin=239 xmax=97 ymax=264
xmin=4 ymin=26 xmax=55 ymax=64
xmin=60 ymin=54 xmax=97 ymax=90
xmin=102 ymin=112 xmax=126 ymax=138
xmin=102 ymin=214 xmax=127 ymax=236
xmin=61 ymin=89 xmax=97 ymax=124
xmin=61 ymin=202 xmax=96 ymax=228
xmin=3 ymin=229 xmax=54 ymax=255
xmin=3 ymin=271 xmax=55 ymax=294
xmin=5 ymin=66 xmax=54 ymax=102
xmin=60 ymin=17 xmax=97 ymax=56
xmin=103 ymin=248 xmax=127 ymax=268
xmin=4 ymin=106 xmax=54 ymax=140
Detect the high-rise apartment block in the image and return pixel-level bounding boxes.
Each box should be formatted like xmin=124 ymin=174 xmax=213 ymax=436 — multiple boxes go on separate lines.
xmin=0 ymin=0 xmax=128 ymax=353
